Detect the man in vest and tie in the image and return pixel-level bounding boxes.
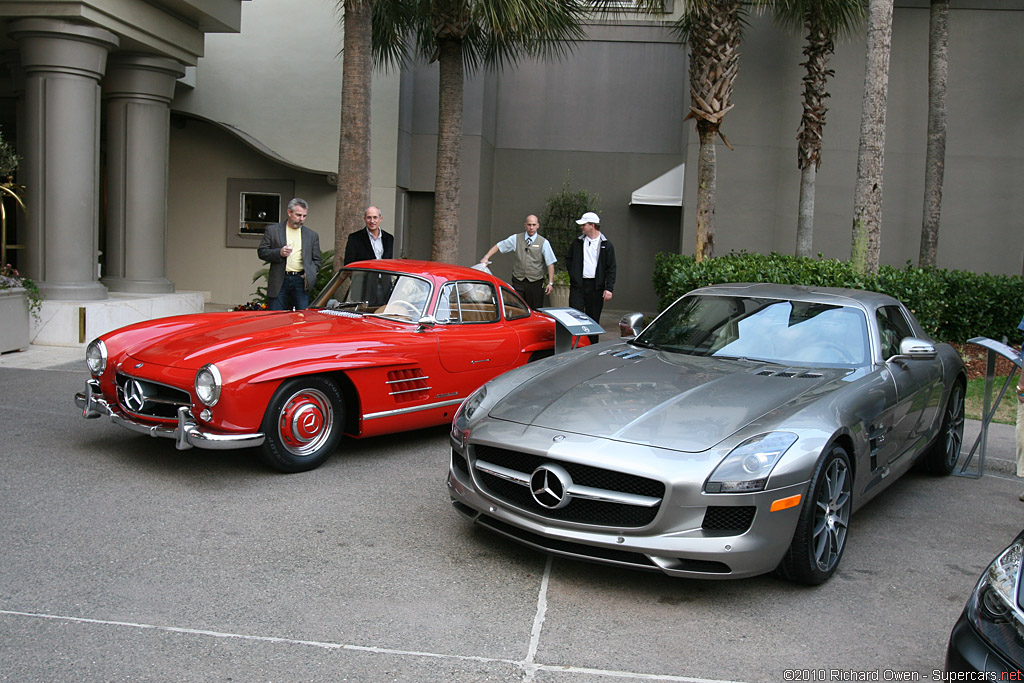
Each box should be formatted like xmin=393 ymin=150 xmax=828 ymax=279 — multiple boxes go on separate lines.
xmin=479 ymin=214 xmax=556 ymax=309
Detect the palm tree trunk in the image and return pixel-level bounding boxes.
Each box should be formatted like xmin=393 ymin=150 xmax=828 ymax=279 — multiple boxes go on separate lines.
xmin=919 ymin=0 xmax=948 ymax=268
xmin=334 ymin=0 xmax=372 ymax=271
xmin=851 ymin=0 xmax=893 ymax=275
xmin=431 ymin=39 xmax=463 ymax=264
xmin=796 ymin=165 xmax=816 ymax=257
xmin=794 ymin=15 xmax=833 ymax=259
xmin=695 ymin=120 xmax=717 ymax=263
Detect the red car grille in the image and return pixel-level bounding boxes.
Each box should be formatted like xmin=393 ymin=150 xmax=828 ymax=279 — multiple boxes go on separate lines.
xmin=115 ymin=372 xmax=191 ymax=420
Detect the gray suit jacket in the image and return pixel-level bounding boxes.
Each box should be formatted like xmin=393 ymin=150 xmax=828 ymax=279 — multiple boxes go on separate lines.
xmin=257 ymin=221 xmax=322 ymax=297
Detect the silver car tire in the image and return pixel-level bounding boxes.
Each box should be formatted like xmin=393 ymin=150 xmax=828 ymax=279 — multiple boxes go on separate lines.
xmin=776 ymin=444 xmax=853 ymax=585
xmin=258 ymin=376 xmax=345 ymax=473
xmin=923 ymin=381 xmax=965 ymax=475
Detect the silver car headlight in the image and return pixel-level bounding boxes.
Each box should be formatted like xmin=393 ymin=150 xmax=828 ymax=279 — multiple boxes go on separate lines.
xmin=194 ymin=364 xmax=222 ymax=407
xmin=451 ymin=385 xmax=487 ymax=448
xmin=705 ymin=432 xmax=798 ymax=493
xmin=965 ymin=532 xmax=1024 ymax=657
xmin=85 ymin=339 xmax=107 ymax=376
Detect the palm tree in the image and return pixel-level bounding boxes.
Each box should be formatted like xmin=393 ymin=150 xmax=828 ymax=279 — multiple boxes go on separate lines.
xmin=918 ymin=0 xmax=948 ymax=268
xmin=675 ymin=1 xmax=745 ymax=263
xmin=772 ymin=0 xmax=866 ymax=258
xmin=372 ymin=0 xmax=586 ymax=264
xmin=850 ymin=0 xmax=893 ymax=274
xmin=333 ymin=0 xmax=374 ymax=271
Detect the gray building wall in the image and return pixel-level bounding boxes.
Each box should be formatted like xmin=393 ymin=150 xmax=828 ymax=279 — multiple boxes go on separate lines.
xmin=167 ymin=116 xmax=336 ymax=305
xmin=403 ymin=22 xmax=688 ymax=313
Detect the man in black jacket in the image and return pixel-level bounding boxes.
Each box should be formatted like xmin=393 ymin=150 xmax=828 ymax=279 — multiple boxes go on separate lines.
xmin=344 ymin=206 xmax=395 ymax=265
xmin=564 ymin=211 xmax=615 ymax=343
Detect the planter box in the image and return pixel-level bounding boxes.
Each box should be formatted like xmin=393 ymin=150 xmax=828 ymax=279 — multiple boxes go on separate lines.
xmin=0 ymin=287 xmax=30 ymax=353
xmin=549 ymin=283 xmax=570 ymax=308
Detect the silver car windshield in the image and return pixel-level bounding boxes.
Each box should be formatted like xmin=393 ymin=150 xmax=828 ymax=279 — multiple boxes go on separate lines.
xmin=312 ymin=269 xmax=431 ymax=321
xmin=635 ymin=295 xmax=870 ymax=367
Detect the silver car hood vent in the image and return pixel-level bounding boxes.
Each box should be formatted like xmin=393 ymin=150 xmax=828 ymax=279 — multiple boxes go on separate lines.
xmin=754 ymin=367 xmax=823 ymax=379
xmin=604 ymin=349 xmax=647 ymax=360
xmin=490 ymin=350 xmax=846 ymax=452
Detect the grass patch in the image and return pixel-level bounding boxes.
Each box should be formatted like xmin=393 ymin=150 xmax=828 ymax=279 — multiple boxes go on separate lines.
xmin=965 ymin=376 xmax=1019 ymax=425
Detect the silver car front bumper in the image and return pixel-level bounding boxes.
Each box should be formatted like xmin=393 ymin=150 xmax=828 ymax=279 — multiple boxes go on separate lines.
xmin=75 ymin=379 xmax=265 ymax=451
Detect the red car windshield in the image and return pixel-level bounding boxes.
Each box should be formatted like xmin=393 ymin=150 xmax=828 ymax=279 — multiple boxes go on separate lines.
xmin=311 ymin=268 xmax=432 ymax=321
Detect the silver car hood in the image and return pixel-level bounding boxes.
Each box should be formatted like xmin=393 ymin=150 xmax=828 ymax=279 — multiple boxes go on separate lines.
xmin=488 ymin=345 xmax=850 ymax=452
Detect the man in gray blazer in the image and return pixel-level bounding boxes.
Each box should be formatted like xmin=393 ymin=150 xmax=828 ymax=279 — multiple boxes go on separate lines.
xmin=257 ymin=198 xmax=322 ymax=310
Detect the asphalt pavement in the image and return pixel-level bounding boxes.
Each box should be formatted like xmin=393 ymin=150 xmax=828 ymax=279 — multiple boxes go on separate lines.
xmin=1 ymin=345 xmax=1022 ymax=682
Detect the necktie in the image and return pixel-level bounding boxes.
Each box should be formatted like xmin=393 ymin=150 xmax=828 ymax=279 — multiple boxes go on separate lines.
xmin=526 ymin=237 xmax=533 ymax=246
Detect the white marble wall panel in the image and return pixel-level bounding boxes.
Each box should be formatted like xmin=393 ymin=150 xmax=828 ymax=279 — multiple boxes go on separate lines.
xmin=30 ymin=292 xmax=205 ymax=347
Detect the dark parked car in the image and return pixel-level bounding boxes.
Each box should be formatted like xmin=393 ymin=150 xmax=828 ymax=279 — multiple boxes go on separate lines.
xmin=946 ymin=528 xmax=1024 ymax=675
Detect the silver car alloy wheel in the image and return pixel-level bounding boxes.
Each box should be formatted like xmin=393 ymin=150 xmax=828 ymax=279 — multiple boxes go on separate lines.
xmin=812 ymin=455 xmax=851 ymax=572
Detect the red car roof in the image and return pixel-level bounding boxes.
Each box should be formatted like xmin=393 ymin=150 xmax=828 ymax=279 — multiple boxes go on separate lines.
xmin=343 ymin=259 xmax=504 ymax=285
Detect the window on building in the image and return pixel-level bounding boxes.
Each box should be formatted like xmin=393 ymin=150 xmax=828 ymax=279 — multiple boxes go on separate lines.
xmin=225 ymin=178 xmax=295 ymax=248
xmin=240 ymin=192 xmax=281 ymax=235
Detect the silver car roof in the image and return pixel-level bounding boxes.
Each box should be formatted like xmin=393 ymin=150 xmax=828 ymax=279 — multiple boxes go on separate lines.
xmin=685 ymin=282 xmax=901 ymax=313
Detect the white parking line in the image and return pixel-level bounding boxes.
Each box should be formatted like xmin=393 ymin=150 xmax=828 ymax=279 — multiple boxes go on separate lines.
xmin=522 ymin=556 xmax=552 ymax=681
xmin=0 ymin=608 xmax=744 ymax=682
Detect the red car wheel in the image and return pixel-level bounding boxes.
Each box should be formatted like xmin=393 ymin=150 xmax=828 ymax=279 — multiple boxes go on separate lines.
xmin=259 ymin=376 xmax=345 ymax=473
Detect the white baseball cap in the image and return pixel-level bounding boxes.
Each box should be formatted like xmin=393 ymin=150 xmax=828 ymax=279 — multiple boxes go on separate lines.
xmin=575 ymin=211 xmax=600 ymax=225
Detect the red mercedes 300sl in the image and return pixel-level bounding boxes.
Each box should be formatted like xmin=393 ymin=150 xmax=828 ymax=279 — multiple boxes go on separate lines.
xmin=75 ymin=260 xmax=578 ymax=472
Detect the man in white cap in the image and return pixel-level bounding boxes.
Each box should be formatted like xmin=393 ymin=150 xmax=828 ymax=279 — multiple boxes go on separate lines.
xmin=564 ymin=211 xmax=616 ymax=343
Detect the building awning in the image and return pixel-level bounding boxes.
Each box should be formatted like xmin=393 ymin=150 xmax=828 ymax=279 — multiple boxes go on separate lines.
xmin=630 ymin=164 xmax=684 ymax=206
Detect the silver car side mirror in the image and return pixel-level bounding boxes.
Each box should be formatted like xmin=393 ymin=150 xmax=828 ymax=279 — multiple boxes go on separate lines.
xmin=890 ymin=337 xmax=937 ymax=362
xmin=619 ymin=312 xmax=645 ymax=339
xmin=416 ymin=315 xmax=438 ymax=331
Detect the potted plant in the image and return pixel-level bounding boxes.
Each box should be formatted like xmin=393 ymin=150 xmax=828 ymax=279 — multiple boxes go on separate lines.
xmin=539 ymin=175 xmax=599 ymax=308
xmin=0 ymin=128 xmax=37 ymax=353
xmin=0 ymin=264 xmax=40 ymax=352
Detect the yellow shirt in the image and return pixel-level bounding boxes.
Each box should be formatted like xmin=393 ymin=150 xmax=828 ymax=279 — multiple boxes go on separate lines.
xmin=285 ymin=225 xmax=303 ymax=272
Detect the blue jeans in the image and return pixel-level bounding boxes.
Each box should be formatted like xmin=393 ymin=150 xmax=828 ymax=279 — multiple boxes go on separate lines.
xmin=269 ymin=273 xmax=309 ymax=310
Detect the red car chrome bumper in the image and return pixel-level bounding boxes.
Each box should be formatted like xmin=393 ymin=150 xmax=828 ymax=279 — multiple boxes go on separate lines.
xmin=75 ymin=379 xmax=265 ymax=451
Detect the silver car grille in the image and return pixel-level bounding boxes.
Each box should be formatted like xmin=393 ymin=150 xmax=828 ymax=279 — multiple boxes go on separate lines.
xmin=470 ymin=445 xmax=665 ymax=528
xmin=115 ymin=372 xmax=191 ymax=420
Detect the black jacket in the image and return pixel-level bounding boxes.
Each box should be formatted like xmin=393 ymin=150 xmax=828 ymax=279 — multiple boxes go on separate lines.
xmin=564 ymin=234 xmax=616 ymax=292
xmin=344 ymin=228 xmax=394 ymax=264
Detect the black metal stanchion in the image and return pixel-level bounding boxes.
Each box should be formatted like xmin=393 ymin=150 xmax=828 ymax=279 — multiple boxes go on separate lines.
xmin=952 ymin=337 xmax=1021 ymax=478
xmin=539 ymin=308 xmax=603 ymax=354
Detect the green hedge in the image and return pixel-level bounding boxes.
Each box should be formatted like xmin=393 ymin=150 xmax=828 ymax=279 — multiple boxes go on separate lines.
xmin=652 ymin=252 xmax=1024 ymax=344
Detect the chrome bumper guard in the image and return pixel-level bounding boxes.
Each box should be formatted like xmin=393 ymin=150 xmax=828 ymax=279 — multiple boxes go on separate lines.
xmin=75 ymin=379 xmax=265 ymax=451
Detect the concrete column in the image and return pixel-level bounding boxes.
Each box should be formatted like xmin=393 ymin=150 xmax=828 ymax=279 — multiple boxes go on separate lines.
xmin=8 ymin=19 xmax=118 ymax=301
xmin=102 ymin=54 xmax=185 ymax=293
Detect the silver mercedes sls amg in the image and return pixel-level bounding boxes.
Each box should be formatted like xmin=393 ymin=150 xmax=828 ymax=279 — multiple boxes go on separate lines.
xmin=447 ymin=283 xmax=967 ymax=584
